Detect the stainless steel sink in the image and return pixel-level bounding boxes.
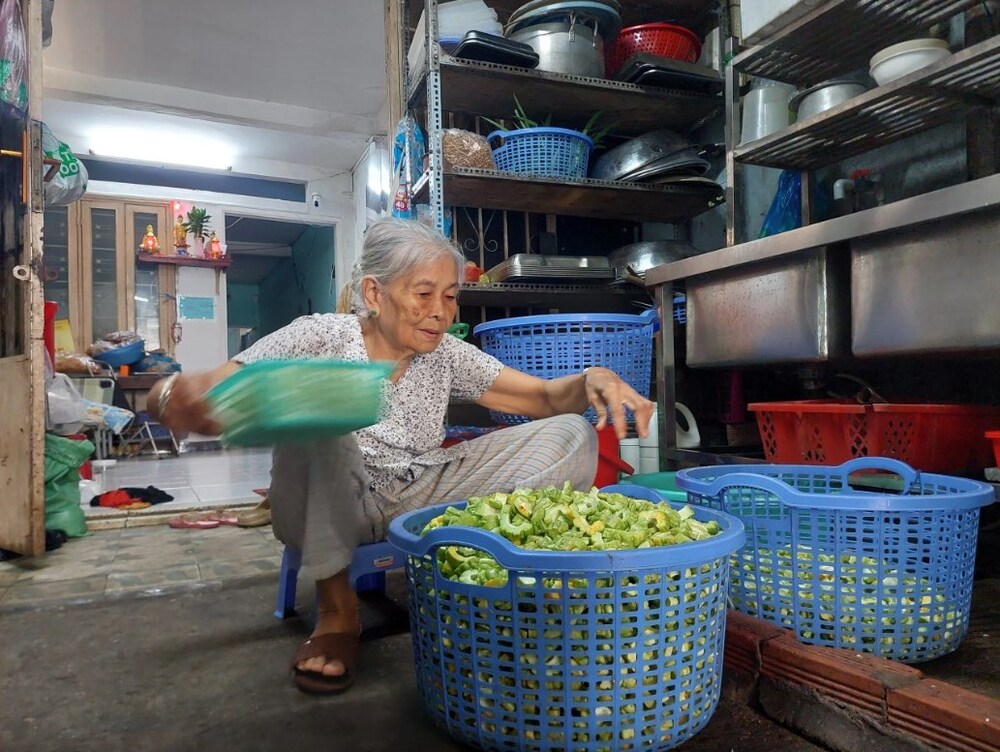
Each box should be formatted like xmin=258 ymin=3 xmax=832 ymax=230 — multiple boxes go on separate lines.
xmin=852 ymin=210 xmax=1000 ymax=356
xmin=686 ymin=246 xmax=850 ymax=367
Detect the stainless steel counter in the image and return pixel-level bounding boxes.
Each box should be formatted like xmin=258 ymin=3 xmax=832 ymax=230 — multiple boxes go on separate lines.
xmin=645 ymin=173 xmax=1000 ymax=285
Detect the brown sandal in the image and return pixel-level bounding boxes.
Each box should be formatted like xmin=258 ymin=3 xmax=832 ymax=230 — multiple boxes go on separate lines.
xmin=292 ymin=633 xmax=360 ymax=694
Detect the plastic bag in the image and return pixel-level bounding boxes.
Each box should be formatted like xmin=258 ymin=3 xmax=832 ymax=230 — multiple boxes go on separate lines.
xmin=759 ymin=170 xmax=802 ymax=238
xmin=86 ymin=330 xmax=142 ymax=357
xmin=55 ymin=353 xmax=107 ymax=375
xmin=44 ymin=434 xmax=92 ymax=538
xmin=42 ymin=122 xmax=88 ymax=206
xmin=47 ymin=372 xmax=85 ymax=430
xmin=0 ymin=0 xmax=26 ymax=109
xmin=441 ymin=129 xmax=496 ymax=170
xmin=391 ymin=115 xmax=426 ymax=220
xmin=81 ymin=399 xmax=134 ymax=434
xmin=135 ymin=351 xmax=181 ymax=375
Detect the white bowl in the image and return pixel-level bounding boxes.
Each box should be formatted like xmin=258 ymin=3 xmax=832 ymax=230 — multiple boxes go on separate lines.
xmin=869 ymin=38 xmax=951 ymax=85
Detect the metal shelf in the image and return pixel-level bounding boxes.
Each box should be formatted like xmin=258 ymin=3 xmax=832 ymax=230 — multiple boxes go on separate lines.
xmin=458 ymin=282 xmax=646 ymax=311
xmin=732 ymin=34 xmax=1000 ymax=170
xmin=733 ymin=0 xmax=981 ymax=86
xmin=414 ymin=167 xmax=724 ymax=223
xmin=409 ymin=58 xmax=722 ymax=137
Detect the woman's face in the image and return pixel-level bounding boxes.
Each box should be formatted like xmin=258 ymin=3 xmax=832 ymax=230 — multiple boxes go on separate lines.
xmin=375 ymin=255 xmax=459 ymax=355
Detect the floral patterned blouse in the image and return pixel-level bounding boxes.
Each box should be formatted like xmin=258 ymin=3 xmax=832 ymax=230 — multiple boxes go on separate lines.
xmin=234 ymin=313 xmax=504 ymax=490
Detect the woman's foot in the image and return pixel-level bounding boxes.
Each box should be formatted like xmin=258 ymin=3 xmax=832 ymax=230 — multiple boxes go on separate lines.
xmin=292 ymin=571 xmax=362 ymax=693
xmin=236 ymin=497 xmax=271 ymax=527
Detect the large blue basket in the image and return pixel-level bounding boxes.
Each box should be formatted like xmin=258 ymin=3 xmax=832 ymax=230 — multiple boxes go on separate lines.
xmin=388 ymin=485 xmax=746 ymax=752
xmin=675 ymin=458 xmax=996 ymax=663
xmin=486 ymin=127 xmax=593 ymax=179
xmin=474 ymin=310 xmax=657 ymax=426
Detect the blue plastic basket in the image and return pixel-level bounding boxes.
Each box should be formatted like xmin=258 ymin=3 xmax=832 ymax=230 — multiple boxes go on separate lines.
xmin=672 ymin=293 xmax=686 ymax=325
xmin=474 ymin=310 xmax=657 ymax=425
xmin=675 ymin=458 xmax=996 ymax=663
xmin=388 ymin=484 xmax=746 ymax=752
xmin=486 ymin=127 xmax=594 ymax=179
xmin=95 ymin=339 xmax=145 ymax=367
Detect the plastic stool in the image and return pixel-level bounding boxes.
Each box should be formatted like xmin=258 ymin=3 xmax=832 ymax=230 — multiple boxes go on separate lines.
xmin=274 ymin=540 xmax=403 ymax=619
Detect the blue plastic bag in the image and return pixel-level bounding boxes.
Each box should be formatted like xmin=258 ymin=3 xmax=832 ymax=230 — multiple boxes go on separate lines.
xmin=759 ymin=170 xmax=802 ymax=238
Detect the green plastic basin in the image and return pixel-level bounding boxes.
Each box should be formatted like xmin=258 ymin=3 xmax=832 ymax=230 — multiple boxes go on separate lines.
xmin=619 ymin=471 xmax=688 ymax=503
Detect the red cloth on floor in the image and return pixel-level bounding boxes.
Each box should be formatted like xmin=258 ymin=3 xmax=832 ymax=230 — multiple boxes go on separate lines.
xmin=96 ymin=489 xmax=142 ymax=508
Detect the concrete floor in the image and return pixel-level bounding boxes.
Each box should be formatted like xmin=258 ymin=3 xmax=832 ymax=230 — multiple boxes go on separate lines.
xmin=0 ymin=579 xmax=827 ymax=752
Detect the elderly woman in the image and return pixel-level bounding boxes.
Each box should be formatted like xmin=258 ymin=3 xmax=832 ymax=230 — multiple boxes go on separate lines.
xmin=150 ymin=218 xmax=654 ymax=695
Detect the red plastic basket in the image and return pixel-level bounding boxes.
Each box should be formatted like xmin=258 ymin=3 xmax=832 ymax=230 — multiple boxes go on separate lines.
xmin=748 ymin=400 xmax=1000 ymax=474
xmin=985 ymin=430 xmax=1000 ymax=467
xmin=609 ymin=23 xmax=702 ymax=74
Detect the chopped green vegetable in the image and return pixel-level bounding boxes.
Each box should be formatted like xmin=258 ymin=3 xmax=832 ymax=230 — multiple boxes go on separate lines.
xmin=421 ymin=482 xmax=722 ymax=586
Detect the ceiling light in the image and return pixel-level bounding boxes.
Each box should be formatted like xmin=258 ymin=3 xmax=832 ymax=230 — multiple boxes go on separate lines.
xmin=88 ymin=128 xmax=234 ymax=171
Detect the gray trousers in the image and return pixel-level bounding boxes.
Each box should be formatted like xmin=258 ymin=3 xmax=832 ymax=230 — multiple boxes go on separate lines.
xmin=267 ymin=414 xmax=598 ymax=582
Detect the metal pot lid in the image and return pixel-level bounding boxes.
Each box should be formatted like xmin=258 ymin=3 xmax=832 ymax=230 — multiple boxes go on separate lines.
xmin=508 ymin=0 xmax=620 ymax=25
xmin=591 ymin=129 xmax=696 ymax=182
xmin=506 ymin=1 xmax=622 ymax=38
xmin=789 ymin=78 xmax=869 ymax=114
xmin=608 ymin=240 xmax=699 ymax=272
xmin=620 ymin=155 xmax=712 ymax=182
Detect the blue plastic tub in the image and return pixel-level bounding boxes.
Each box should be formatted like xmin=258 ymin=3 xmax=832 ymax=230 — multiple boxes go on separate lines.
xmin=388 ymin=484 xmax=746 ymax=752
xmin=94 ymin=339 xmax=144 ymax=367
xmin=474 ymin=310 xmax=656 ymax=426
xmin=675 ymin=457 xmax=996 ymax=663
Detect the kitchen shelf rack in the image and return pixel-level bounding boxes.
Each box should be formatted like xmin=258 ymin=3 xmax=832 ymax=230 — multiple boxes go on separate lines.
xmin=413 ymin=167 xmax=724 ymax=223
xmin=732 ymin=0 xmax=982 ymax=86
xmin=408 ymin=58 xmax=722 ymax=137
xmin=732 ymin=34 xmax=1000 ymax=171
xmin=404 ymin=0 xmax=728 ymax=232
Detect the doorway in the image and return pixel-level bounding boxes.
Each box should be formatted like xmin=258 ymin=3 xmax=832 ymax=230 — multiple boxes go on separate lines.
xmin=224 ymin=215 xmax=336 ymax=358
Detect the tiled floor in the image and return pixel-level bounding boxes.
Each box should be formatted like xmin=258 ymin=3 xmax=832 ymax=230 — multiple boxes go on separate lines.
xmin=85 ymin=446 xmax=273 ymax=527
xmin=0 ymin=524 xmax=284 ymax=612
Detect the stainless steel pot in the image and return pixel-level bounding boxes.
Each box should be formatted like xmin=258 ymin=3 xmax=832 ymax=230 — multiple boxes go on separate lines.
xmin=591 ymin=129 xmax=695 ymax=181
xmin=608 ymin=240 xmax=699 ymax=279
xmin=789 ymin=79 xmax=869 ymax=122
xmin=507 ymin=15 xmax=605 ymax=78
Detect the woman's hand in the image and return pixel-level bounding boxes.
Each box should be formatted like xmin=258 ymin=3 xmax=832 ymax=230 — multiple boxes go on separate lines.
xmin=583 ymin=367 xmax=656 ymax=440
xmin=148 ymin=362 xmax=240 ymax=436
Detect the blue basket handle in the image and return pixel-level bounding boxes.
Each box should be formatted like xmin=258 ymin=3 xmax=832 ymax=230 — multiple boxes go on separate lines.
xmin=639 ymin=307 xmax=660 ymax=334
xmin=679 ymin=471 xmax=903 ymax=510
xmin=485 ymin=130 xmax=506 ymax=148
xmin=835 ymin=457 xmax=920 ymax=493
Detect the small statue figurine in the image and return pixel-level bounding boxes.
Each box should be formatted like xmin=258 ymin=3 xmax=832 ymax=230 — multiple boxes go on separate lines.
xmin=206 ymin=231 xmax=223 ymax=260
xmin=173 ymin=215 xmax=189 ymax=256
xmin=139 ymin=224 xmax=159 ymax=254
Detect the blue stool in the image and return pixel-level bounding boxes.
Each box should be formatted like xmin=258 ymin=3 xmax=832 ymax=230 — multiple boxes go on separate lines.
xmin=274 ymin=540 xmax=403 ymax=619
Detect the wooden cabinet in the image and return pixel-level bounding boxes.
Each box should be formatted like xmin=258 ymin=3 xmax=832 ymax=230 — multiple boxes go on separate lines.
xmin=41 ymin=199 xmax=175 ymax=354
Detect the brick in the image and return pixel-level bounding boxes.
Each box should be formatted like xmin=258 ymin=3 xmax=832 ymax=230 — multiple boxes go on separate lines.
xmin=723 ymin=611 xmax=790 ymax=675
xmin=888 ymin=680 xmax=1000 ymax=752
xmin=761 ymin=637 xmax=923 ymax=717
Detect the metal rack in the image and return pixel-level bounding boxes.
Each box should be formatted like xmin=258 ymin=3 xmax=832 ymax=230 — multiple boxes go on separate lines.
xmin=655 ymin=0 xmax=1000 ymax=469
xmin=732 ymin=0 xmax=982 ymax=84
xmin=732 ymin=33 xmax=1000 ymax=171
xmin=724 ymin=0 xmax=1000 ymax=243
xmin=405 ymin=0 xmax=727 ymax=234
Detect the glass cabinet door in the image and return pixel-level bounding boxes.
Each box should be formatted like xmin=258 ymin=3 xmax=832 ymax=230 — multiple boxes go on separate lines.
xmin=128 ymin=207 xmax=167 ymax=351
xmin=42 ymin=206 xmax=76 ymax=325
xmin=82 ymin=203 xmax=127 ymax=345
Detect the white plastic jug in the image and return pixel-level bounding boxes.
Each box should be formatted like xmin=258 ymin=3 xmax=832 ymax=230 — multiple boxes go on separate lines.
xmin=639 ymin=405 xmax=700 ymax=450
xmin=675 ymin=402 xmax=701 ymax=449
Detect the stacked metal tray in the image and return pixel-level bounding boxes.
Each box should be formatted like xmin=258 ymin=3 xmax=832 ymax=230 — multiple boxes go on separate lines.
xmin=485 ymin=254 xmax=614 ymax=283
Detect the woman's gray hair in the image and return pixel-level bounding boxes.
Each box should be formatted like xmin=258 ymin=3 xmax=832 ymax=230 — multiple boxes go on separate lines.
xmin=348 ymin=218 xmax=465 ymax=315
